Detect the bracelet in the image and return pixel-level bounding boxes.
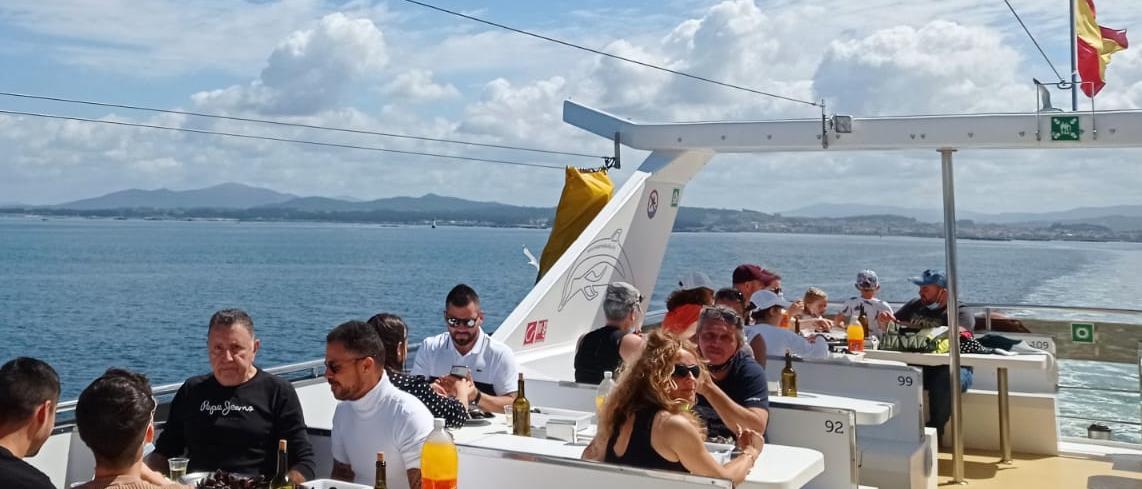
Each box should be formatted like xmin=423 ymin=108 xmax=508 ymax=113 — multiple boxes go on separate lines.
xmin=473 ymin=390 xmax=482 ymax=406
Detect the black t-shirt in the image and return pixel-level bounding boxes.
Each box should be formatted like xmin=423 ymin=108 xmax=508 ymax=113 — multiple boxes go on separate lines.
xmin=895 ymin=299 xmax=973 ymax=331
xmin=694 ymin=350 xmax=770 ymax=439
xmin=574 ymin=325 xmax=627 ymax=384
xmin=154 ymin=369 xmax=316 ymax=479
xmin=0 ymin=446 xmax=54 ymax=489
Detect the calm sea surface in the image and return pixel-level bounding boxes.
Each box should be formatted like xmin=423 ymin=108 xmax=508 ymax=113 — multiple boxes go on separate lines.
xmin=1 ymin=217 xmax=1138 ymax=442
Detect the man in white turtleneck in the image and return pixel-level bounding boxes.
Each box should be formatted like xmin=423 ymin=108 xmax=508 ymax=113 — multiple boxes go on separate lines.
xmin=326 ymin=321 xmax=433 ymax=489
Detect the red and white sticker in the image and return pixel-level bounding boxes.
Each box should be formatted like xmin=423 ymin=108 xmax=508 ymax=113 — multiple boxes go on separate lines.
xmin=523 ymin=319 xmax=549 ymax=345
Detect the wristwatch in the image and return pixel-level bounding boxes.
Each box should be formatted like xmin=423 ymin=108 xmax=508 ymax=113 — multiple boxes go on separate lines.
xmin=472 ymin=390 xmax=483 ymax=407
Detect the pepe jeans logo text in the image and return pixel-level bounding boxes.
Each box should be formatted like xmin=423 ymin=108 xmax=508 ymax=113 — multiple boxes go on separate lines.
xmin=200 ymin=400 xmax=254 ymax=416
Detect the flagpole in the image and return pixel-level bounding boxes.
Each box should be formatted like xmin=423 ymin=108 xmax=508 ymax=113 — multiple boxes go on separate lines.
xmin=1070 ymin=0 xmax=1079 ymax=111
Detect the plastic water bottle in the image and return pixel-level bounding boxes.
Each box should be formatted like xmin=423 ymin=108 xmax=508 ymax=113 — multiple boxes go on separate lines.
xmin=421 ymin=418 xmax=457 ymax=489
xmin=595 ymin=371 xmax=616 ymax=415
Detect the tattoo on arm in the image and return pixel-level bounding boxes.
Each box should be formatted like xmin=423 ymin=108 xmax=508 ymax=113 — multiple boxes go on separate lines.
xmin=331 ymin=461 xmax=355 ymax=482
xmin=407 ymin=468 xmax=423 ymax=489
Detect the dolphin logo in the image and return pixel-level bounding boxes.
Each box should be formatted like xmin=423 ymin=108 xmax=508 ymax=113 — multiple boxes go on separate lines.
xmin=558 ymin=229 xmax=635 ymax=311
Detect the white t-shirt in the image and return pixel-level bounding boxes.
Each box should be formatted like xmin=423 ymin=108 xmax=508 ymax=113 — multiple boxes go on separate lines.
xmin=745 ymin=323 xmax=829 ymax=360
xmin=838 ymin=296 xmax=894 ymax=335
xmin=411 ymin=330 xmax=519 ymax=396
xmin=331 ymin=375 xmax=434 ymax=489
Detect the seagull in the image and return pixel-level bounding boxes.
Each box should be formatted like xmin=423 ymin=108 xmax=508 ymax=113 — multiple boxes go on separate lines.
xmin=522 ymin=245 xmax=540 ymax=271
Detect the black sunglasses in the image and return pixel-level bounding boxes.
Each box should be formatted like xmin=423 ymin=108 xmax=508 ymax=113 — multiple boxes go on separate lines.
xmin=446 ymin=316 xmax=479 ymax=328
xmin=672 ymin=364 xmax=701 ymax=379
xmin=325 ymin=357 xmax=366 ymax=375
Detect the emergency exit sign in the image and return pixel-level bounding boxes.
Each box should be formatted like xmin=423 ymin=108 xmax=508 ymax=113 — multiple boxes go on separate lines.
xmin=1051 ymin=116 xmax=1080 ymax=141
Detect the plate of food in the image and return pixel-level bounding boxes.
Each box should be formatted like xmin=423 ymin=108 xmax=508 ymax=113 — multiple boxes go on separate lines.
xmin=187 ymin=470 xmax=267 ymax=489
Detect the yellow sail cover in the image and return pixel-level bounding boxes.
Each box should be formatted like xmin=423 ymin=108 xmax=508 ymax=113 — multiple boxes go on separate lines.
xmin=537 ymin=167 xmax=613 ymax=280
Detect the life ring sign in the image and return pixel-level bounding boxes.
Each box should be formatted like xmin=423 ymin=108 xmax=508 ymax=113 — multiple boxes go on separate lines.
xmin=647 ymin=190 xmax=659 ymax=219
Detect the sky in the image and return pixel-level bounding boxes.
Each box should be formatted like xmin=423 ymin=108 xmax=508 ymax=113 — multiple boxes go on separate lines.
xmin=0 ymin=0 xmax=1140 ymax=213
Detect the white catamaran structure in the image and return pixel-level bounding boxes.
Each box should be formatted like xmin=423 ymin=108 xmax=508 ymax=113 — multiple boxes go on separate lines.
xmin=26 ymin=99 xmax=1142 ymax=489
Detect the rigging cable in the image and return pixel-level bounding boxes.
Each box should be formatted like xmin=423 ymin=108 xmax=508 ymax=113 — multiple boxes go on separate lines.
xmin=0 ymin=109 xmax=569 ymax=171
xmin=399 ymin=0 xmax=821 ymax=108
xmin=0 ymin=91 xmax=606 ymax=160
xmin=1001 ymin=0 xmax=1066 ymax=82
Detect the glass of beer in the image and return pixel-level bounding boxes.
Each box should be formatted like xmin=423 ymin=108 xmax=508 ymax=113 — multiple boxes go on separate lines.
xmin=168 ymin=457 xmax=189 ymax=481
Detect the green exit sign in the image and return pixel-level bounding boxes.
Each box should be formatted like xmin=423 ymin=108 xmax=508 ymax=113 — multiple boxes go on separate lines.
xmin=1051 ymin=116 xmax=1080 ymax=141
xmin=1071 ymin=323 xmax=1094 ymax=343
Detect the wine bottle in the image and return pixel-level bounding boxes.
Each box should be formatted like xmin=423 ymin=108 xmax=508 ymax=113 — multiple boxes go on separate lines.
xmin=512 ymin=373 xmax=531 ymax=436
xmin=269 ymin=439 xmax=293 ymax=489
xmin=780 ymin=351 xmax=797 ymax=397
xmin=858 ymin=305 xmax=870 ymax=338
xmin=374 ymin=451 xmax=387 ymax=489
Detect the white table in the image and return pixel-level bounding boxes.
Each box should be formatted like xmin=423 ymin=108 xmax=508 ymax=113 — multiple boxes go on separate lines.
xmin=768 ymin=390 xmax=895 ymax=425
xmin=461 ymin=433 xmax=824 ymax=489
xmin=861 ymin=350 xmax=1050 ymax=462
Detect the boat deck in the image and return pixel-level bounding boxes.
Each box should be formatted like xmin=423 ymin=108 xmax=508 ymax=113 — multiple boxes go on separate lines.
xmin=936 ymin=449 xmax=1142 ymax=488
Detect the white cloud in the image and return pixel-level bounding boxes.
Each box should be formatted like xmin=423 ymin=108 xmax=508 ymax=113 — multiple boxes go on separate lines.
xmin=381 ymin=69 xmax=461 ymax=102
xmin=192 ymin=12 xmax=388 ymax=115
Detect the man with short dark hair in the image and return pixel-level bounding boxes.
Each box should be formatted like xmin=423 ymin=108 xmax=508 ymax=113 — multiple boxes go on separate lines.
xmin=0 ymin=357 xmax=59 ymax=489
xmin=411 ymin=284 xmax=519 ymax=412
xmin=74 ymin=369 xmax=183 ymax=489
xmin=573 ymin=282 xmax=645 ymax=384
xmin=327 ymin=320 xmax=433 ymax=489
xmin=148 ymin=309 xmax=315 ymax=483
xmin=692 ymin=306 xmax=770 ymax=440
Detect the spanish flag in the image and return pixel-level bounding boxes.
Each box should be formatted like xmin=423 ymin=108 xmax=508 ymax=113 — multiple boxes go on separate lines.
xmin=1076 ymin=0 xmax=1129 ymax=97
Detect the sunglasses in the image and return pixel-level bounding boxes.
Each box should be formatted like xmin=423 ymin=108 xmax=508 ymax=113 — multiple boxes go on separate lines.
xmin=700 ymin=306 xmax=743 ymax=327
xmin=325 ymin=356 xmax=366 ymax=374
xmin=446 ymin=316 xmax=480 ymax=328
xmin=672 ymin=364 xmax=701 ymax=379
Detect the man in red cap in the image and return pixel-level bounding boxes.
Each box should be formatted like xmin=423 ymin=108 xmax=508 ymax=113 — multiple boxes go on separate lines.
xmin=732 ymin=264 xmax=781 ymax=324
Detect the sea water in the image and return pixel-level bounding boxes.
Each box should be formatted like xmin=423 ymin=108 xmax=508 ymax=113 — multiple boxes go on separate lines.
xmin=0 ymin=217 xmax=1138 ymax=442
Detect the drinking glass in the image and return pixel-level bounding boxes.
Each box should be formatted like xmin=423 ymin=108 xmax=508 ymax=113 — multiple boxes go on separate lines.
xmin=168 ymin=457 xmax=189 ymax=481
xmin=503 ymin=405 xmax=514 ymax=427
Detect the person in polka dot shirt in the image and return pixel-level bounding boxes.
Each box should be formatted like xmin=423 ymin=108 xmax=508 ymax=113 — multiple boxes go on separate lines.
xmin=367 ymin=313 xmax=470 ymax=429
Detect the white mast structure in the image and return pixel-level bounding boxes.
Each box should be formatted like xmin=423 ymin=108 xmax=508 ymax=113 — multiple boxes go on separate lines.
xmin=493 ymin=100 xmax=1142 ymax=482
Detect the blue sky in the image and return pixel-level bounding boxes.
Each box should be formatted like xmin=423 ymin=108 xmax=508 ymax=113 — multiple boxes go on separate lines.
xmin=1 ymin=0 xmax=1140 ymax=212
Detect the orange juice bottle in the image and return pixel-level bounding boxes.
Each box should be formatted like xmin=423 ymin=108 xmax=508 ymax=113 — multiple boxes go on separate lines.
xmin=421 ymin=418 xmax=458 ymax=489
xmin=846 ymin=316 xmax=865 ymax=352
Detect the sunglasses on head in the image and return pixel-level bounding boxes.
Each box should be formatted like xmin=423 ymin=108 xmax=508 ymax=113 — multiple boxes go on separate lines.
xmin=700 ymin=306 xmax=742 ymax=327
xmin=446 ymin=316 xmax=479 ymax=328
xmin=672 ymin=364 xmax=701 ymax=379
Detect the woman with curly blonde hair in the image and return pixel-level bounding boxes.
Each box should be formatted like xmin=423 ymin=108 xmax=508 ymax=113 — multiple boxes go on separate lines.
xmin=582 ymin=330 xmax=762 ymax=484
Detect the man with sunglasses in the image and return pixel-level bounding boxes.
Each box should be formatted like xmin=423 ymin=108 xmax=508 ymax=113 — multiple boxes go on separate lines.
xmin=149 ymin=309 xmax=315 ymax=483
xmin=573 ymin=282 xmax=646 ymax=384
xmin=692 ymin=305 xmax=770 ymax=441
xmin=327 ymin=321 xmax=433 ymax=489
xmin=411 ymin=284 xmax=520 ymax=413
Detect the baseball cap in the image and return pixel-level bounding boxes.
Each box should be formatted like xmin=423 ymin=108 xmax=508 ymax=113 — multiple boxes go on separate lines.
xmin=733 ymin=264 xmax=781 ymax=286
xmin=605 ymin=281 xmax=642 ymax=306
xmin=909 ymin=269 xmax=947 ymax=289
xmin=855 ymin=270 xmax=880 ymax=290
xmin=678 ymin=271 xmax=715 ymax=291
xmin=752 ymin=290 xmax=792 ymax=310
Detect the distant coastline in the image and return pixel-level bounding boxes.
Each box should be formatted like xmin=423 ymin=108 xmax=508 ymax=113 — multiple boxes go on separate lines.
xmin=4 ymin=206 xmax=1139 ymax=243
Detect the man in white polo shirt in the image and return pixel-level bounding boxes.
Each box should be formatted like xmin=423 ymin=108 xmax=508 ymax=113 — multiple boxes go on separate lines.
xmin=326 ymin=320 xmax=433 ymax=489
xmin=411 ymin=284 xmax=519 ymax=413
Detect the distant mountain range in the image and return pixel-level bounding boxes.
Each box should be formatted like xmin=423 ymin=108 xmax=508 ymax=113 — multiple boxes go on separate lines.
xmin=55 ymin=183 xmax=298 ymax=210
xmin=3 ymin=183 xmax=1140 ymax=240
xmin=782 ymin=203 xmax=1142 ymax=231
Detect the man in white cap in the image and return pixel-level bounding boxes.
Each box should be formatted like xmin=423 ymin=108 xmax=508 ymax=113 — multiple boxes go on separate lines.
xmin=573 ymin=282 xmax=645 ymax=384
xmin=835 ymin=270 xmax=896 ymax=335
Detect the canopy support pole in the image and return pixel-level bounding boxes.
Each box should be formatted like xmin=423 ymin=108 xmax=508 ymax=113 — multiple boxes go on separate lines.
xmin=940 ymin=147 xmax=967 ymax=484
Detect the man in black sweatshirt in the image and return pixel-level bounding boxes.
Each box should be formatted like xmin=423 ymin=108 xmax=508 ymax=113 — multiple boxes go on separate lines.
xmin=147 ymin=309 xmax=315 ymax=483
xmin=0 ymin=357 xmax=59 ymax=489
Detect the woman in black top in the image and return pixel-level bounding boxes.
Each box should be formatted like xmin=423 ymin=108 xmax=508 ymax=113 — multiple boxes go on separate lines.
xmin=582 ymin=330 xmax=762 ymax=485
xmin=367 ymin=313 xmax=470 ymax=429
